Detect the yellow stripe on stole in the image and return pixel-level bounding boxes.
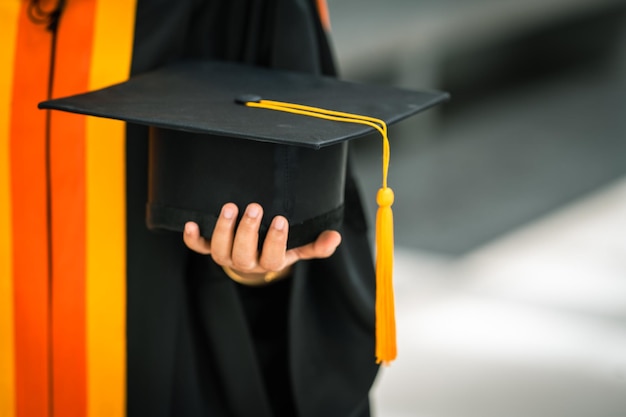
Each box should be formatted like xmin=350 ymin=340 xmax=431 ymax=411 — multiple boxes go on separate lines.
xmin=0 ymin=3 xmax=20 ymax=417
xmin=87 ymin=1 xmax=137 ymax=416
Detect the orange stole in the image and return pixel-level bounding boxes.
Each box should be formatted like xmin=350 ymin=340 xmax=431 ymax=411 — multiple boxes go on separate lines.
xmin=0 ymin=1 xmax=136 ymax=416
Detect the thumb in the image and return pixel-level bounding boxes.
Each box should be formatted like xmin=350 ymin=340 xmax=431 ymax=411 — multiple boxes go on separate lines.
xmin=285 ymin=230 xmax=342 ymax=265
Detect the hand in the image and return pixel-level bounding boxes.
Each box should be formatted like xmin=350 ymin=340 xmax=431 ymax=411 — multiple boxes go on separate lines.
xmin=183 ymin=202 xmax=342 ymax=285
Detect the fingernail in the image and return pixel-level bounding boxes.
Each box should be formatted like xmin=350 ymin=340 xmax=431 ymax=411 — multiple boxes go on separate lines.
xmin=247 ymin=205 xmax=260 ymax=219
xmin=223 ymin=206 xmax=235 ymax=219
xmin=184 ymin=223 xmax=194 ymax=234
xmin=274 ymin=217 xmax=286 ymax=231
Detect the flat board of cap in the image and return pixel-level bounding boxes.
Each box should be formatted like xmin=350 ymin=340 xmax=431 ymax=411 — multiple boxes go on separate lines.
xmin=39 ymin=60 xmax=449 ymax=149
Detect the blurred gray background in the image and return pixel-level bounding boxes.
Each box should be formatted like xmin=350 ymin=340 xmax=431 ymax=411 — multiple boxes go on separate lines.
xmin=326 ymin=0 xmax=626 ymax=416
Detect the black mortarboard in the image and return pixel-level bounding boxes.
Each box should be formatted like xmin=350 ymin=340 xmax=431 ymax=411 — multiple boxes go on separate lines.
xmin=39 ymin=60 xmax=447 ymax=247
xmin=39 ymin=59 xmax=449 ymax=364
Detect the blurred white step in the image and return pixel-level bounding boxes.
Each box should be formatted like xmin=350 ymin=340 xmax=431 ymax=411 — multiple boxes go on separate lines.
xmin=372 ymin=176 xmax=626 ymax=417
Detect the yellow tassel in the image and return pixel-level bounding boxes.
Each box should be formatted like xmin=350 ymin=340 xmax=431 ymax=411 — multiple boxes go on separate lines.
xmin=244 ymin=98 xmax=398 ymax=364
xmin=376 ymin=187 xmax=396 ymax=365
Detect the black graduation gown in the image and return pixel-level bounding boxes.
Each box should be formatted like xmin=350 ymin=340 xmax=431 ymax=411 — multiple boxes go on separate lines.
xmin=125 ymin=1 xmax=379 ymax=416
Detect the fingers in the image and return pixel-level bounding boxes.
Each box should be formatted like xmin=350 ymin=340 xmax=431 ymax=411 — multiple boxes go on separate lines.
xmin=285 ymin=230 xmax=341 ymax=266
xmin=183 ymin=221 xmax=212 ymax=255
xmin=209 ymin=203 xmax=239 ymax=265
xmin=184 ymin=202 xmax=342 ymax=275
xmin=230 ymin=203 xmax=262 ymax=270
xmin=258 ymin=216 xmax=289 ymax=271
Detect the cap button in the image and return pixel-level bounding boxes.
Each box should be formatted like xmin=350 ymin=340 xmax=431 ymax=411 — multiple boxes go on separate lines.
xmin=235 ymin=94 xmax=262 ymax=105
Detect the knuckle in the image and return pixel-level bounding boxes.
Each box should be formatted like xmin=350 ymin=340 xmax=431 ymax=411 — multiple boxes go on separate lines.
xmin=210 ymin=252 xmax=228 ymax=266
xmin=231 ymin=256 xmax=256 ymax=271
xmin=259 ymin=258 xmax=282 ymax=272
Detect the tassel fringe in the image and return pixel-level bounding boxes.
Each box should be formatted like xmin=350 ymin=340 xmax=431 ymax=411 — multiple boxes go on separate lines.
xmin=375 ymin=187 xmax=396 ymax=364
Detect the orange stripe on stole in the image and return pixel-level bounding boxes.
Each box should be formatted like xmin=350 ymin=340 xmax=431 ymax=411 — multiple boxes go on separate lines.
xmin=0 ymin=2 xmax=21 ymax=417
xmin=10 ymin=1 xmax=55 ymax=416
xmin=49 ymin=1 xmax=98 ymax=416
xmin=316 ymin=0 xmax=331 ymax=31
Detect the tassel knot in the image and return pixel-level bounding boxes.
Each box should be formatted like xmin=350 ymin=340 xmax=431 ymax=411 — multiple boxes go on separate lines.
xmin=377 ymin=187 xmax=394 ymax=207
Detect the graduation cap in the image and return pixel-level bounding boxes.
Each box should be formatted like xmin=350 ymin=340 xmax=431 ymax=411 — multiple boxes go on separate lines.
xmin=39 ymin=60 xmax=449 ymax=364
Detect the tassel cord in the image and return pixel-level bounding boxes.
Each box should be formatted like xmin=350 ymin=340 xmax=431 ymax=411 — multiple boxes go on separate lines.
xmin=245 ymin=98 xmax=397 ymax=364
